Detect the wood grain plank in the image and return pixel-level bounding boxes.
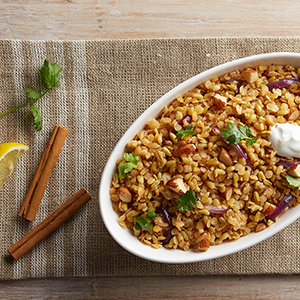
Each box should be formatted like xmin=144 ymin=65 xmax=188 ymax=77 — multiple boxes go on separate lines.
xmin=0 ymin=275 xmax=300 ymax=300
xmin=0 ymin=0 xmax=300 ymax=40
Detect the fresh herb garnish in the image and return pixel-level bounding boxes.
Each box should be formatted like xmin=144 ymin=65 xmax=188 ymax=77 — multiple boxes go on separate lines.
xmin=177 ymin=190 xmax=197 ymax=212
xmin=135 ymin=209 xmax=157 ymax=232
xmin=286 ymin=175 xmax=300 ymax=188
xmin=146 ymin=208 xmax=157 ymax=219
xmin=175 ymin=124 xmax=196 ymax=139
xmin=29 ymin=105 xmax=42 ymax=132
xmin=118 ymin=153 xmax=140 ymax=179
xmin=0 ymin=59 xmax=61 ymax=132
xmin=220 ymin=123 xmax=258 ymax=146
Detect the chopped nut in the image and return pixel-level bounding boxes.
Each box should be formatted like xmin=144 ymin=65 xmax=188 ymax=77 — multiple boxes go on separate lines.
xmin=166 ymin=177 xmax=187 ymax=195
xmin=221 ymin=186 xmax=233 ymax=201
xmin=241 ymin=69 xmax=258 ymax=83
xmin=287 ymin=107 xmax=300 ymax=121
xmin=194 ymin=233 xmax=210 ymax=251
xmin=263 ymin=202 xmax=276 ymax=216
xmin=213 ymin=94 xmax=227 ymax=109
xmin=118 ymin=187 xmax=132 ymax=203
xmin=175 ymin=144 xmax=196 ymax=155
xmin=219 ymin=147 xmax=233 ymax=166
xmin=288 ymin=164 xmax=300 ymax=177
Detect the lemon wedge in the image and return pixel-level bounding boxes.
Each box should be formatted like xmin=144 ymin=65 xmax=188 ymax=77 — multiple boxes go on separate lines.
xmin=0 ymin=142 xmax=29 ymax=189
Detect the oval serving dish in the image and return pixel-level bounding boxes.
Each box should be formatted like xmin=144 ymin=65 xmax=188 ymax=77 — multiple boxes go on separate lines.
xmin=99 ymin=52 xmax=300 ymax=263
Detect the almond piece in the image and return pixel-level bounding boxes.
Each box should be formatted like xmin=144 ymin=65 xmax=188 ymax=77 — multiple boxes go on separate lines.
xmin=175 ymin=144 xmax=196 ymax=155
xmin=288 ymin=164 xmax=300 ymax=178
xmin=241 ymin=69 xmax=258 ymax=83
xmin=166 ymin=178 xmax=187 ymax=195
xmin=263 ymin=202 xmax=276 ymax=216
xmin=118 ymin=187 xmax=132 ymax=203
xmin=287 ymin=107 xmax=300 ymax=121
xmin=213 ymin=94 xmax=227 ymax=109
xmin=194 ymin=233 xmax=210 ymax=251
xmin=219 ymin=147 xmax=233 ymax=166
xmin=221 ymin=186 xmax=233 ymax=201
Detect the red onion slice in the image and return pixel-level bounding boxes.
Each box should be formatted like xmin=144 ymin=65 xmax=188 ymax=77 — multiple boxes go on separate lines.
xmin=211 ymin=126 xmax=221 ymax=133
xmin=267 ymin=194 xmax=294 ymax=221
xmin=276 ymin=160 xmax=300 ymax=168
xmin=206 ymin=205 xmax=229 ymax=214
xmin=171 ymin=114 xmax=192 ymax=134
xmin=267 ymin=77 xmax=299 ymax=90
xmin=233 ymin=143 xmax=252 ymax=169
xmin=156 ymin=206 xmax=174 ymax=246
xmin=178 ymin=114 xmax=192 ymax=127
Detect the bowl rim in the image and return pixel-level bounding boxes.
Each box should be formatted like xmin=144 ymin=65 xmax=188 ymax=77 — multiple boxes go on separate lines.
xmin=99 ymin=52 xmax=300 ymax=263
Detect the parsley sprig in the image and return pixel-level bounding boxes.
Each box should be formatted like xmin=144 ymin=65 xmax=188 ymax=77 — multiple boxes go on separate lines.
xmin=177 ymin=190 xmax=197 ymax=212
xmin=286 ymin=175 xmax=300 ymax=188
xmin=176 ymin=125 xmax=196 ymax=139
xmin=118 ymin=153 xmax=140 ymax=179
xmin=220 ymin=123 xmax=258 ymax=146
xmin=0 ymin=59 xmax=61 ymax=132
xmin=135 ymin=209 xmax=157 ymax=232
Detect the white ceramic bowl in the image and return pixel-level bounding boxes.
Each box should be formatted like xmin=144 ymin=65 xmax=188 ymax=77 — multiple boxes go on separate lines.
xmin=99 ymin=52 xmax=300 ymax=263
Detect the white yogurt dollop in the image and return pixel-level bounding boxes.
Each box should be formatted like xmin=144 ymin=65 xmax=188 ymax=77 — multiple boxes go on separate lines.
xmin=269 ymin=123 xmax=300 ymax=158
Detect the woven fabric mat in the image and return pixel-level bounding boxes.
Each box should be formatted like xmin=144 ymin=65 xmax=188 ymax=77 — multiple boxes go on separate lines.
xmin=1 ymin=37 xmax=300 ymax=280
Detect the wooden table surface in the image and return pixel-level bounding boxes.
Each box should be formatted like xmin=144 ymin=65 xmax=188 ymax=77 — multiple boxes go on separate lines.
xmin=1 ymin=0 xmax=300 ymax=299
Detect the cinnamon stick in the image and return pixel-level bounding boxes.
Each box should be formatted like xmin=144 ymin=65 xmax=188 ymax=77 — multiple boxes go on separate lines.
xmin=9 ymin=188 xmax=91 ymax=261
xmin=18 ymin=125 xmax=69 ymax=221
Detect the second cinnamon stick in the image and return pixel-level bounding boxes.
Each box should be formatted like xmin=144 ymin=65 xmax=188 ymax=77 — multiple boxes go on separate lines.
xmin=18 ymin=125 xmax=69 ymax=221
xmin=9 ymin=188 xmax=91 ymax=261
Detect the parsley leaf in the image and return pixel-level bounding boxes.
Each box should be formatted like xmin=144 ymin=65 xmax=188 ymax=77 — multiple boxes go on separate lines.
xmin=286 ymin=175 xmax=300 ymax=188
xmin=177 ymin=190 xmax=197 ymax=212
xmin=30 ymin=105 xmax=42 ymax=132
xmin=176 ymin=125 xmax=196 ymax=139
xmin=40 ymin=59 xmax=61 ymax=90
xmin=135 ymin=209 xmax=157 ymax=232
xmin=123 ymin=153 xmax=140 ymax=164
xmin=118 ymin=153 xmax=140 ymax=179
xmin=0 ymin=59 xmax=61 ymax=132
xmin=24 ymin=88 xmax=42 ymax=102
xmin=246 ymin=136 xmax=258 ymax=146
xmin=220 ymin=123 xmax=257 ymax=146
xmin=146 ymin=208 xmax=157 ymax=219
xmin=135 ymin=216 xmax=150 ymax=231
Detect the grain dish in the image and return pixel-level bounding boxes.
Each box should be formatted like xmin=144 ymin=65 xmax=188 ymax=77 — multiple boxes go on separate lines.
xmin=110 ymin=62 xmax=300 ymax=252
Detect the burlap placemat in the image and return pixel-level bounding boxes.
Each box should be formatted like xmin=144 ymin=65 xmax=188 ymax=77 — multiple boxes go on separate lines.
xmin=1 ymin=37 xmax=300 ymax=280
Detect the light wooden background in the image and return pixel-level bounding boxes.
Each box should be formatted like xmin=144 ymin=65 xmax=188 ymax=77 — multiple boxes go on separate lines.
xmin=1 ymin=0 xmax=300 ymax=299
xmin=1 ymin=0 xmax=300 ymax=40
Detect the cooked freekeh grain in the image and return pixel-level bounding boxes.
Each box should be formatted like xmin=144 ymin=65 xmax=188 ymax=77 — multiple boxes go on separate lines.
xmin=110 ymin=64 xmax=300 ymax=251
